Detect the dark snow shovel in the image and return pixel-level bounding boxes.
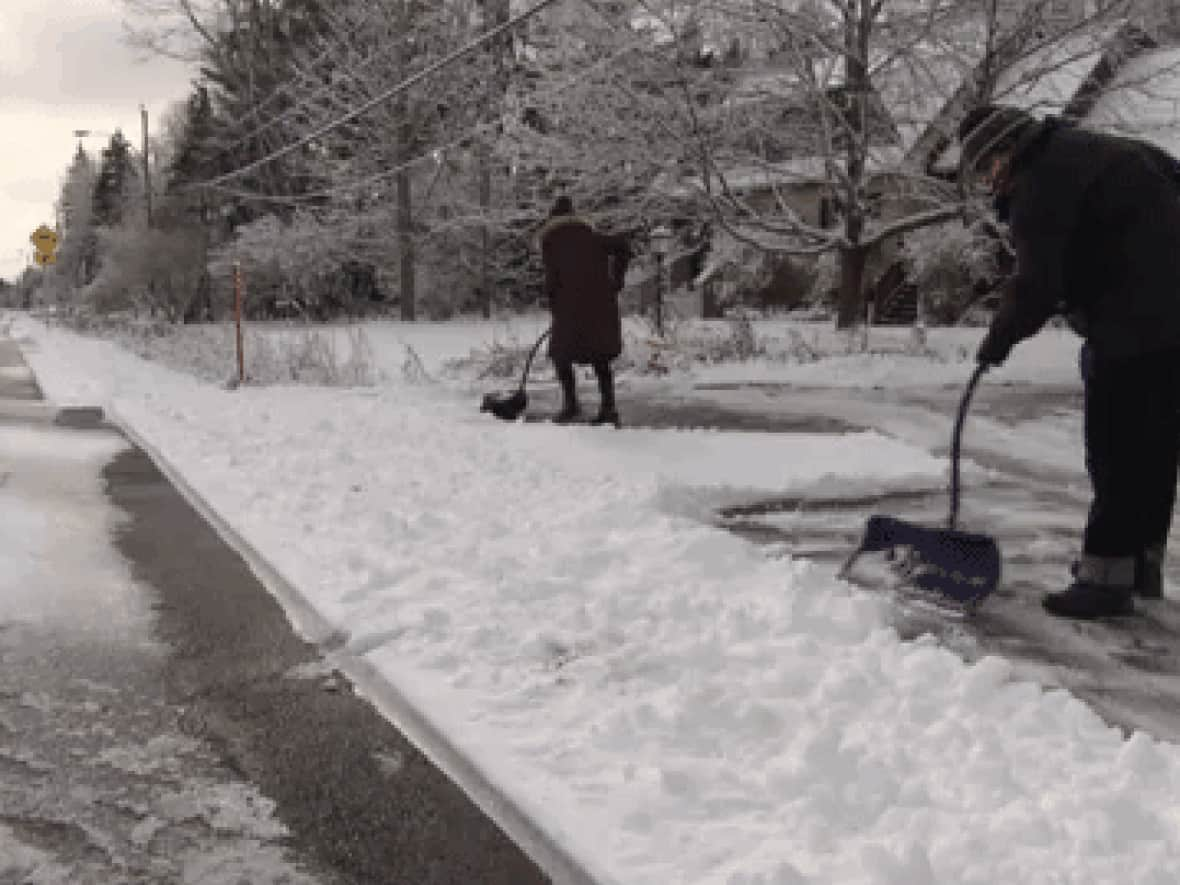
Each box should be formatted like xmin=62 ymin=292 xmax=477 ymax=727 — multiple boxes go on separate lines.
xmin=838 ymin=364 xmax=1001 ymax=610
xmin=480 ymin=327 xmax=552 ymax=421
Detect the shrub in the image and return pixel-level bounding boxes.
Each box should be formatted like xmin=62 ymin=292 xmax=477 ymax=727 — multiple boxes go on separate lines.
xmin=901 ymin=221 xmax=999 ymax=324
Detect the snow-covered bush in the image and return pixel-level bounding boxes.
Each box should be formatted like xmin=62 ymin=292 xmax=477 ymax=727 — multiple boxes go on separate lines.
xmin=207 ymin=213 xmax=378 ymax=320
xmin=901 ymin=221 xmax=999 ymax=324
xmin=248 ymin=325 xmax=382 ymax=386
xmin=806 ymin=250 xmax=840 ymax=308
xmin=80 ymin=223 xmax=206 ymax=321
xmin=66 ymin=318 xmax=381 ymax=387
xmin=441 ymin=329 xmax=549 ymax=381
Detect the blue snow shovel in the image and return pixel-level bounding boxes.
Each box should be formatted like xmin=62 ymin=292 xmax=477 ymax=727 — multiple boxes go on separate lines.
xmin=838 ymin=364 xmax=1001 ymax=610
xmin=480 ymin=327 xmax=552 ymax=421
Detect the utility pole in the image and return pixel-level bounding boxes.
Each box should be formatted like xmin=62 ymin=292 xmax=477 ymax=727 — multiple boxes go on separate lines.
xmin=478 ymin=0 xmax=512 ymax=320
xmin=141 ymin=104 xmax=153 ymax=228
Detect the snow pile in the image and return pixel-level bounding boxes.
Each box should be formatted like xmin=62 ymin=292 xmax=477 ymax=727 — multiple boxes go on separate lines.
xmin=0 ymin=830 xmax=72 ymax=885
xmin=9 ymin=314 xmax=1180 ymax=885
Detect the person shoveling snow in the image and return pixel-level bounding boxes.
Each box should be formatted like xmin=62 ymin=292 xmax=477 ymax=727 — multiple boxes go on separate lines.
xmin=959 ymin=103 xmax=1180 ymax=619
xmin=538 ymin=195 xmax=632 ymax=427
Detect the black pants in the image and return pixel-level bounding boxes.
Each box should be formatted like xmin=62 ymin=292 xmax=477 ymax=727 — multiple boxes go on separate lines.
xmin=555 ymin=360 xmax=614 ymax=411
xmin=1082 ymin=344 xmax=1180 ymax=557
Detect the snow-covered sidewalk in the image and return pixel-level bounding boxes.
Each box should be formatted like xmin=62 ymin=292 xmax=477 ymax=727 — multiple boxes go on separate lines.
xmin=8 ymin=315 xmax=1180 ymax=885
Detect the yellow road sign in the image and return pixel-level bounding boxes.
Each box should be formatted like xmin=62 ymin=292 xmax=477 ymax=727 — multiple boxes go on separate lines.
xmin=33 ymin=251 xmax=56 ymax=266
xmin=30 ymin=224 xmax=58 ymax=253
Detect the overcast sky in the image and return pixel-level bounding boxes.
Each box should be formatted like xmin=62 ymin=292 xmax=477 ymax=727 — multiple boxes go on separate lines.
xmin=0 ymin=0 xmax=194 ymax=280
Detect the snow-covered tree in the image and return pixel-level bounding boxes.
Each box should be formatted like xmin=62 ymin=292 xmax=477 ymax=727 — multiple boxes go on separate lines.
xmin=125 ymin=0 xmax=331 ymax=219
xmin=53 ymin=144 xmax=100 ymax=290
xmin=639 ymin=0 xmax=1153 ymax=327
xmin=255 ymin=0 xmax=524 ymax=319
xmin=93 ymin=130 xmax=142 ymax=228
xmin=116 ymin=0 xmax=1179 ymax=329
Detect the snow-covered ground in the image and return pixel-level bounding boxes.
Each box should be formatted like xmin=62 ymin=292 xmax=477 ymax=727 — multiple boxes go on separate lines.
xmin=7 ymin=312 xmax=1180 ymax=885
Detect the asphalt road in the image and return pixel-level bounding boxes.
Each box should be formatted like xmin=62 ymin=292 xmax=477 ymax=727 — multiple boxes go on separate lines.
xmin=0 ymin=337 xmax=547 ymax=884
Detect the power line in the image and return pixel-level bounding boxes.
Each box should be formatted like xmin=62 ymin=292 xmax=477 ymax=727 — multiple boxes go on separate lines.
xmin=197 ymin=0 xmax=571 ymax=192
xmin=206 ymin=119 xmax=501 ymax=206
xmin=217 ymin=4 xmax=389 ymax=156
xmin=203 ymin=36 xmax=642 ymax=209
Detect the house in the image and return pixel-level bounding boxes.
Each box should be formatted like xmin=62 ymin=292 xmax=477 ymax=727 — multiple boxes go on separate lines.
xmin=646 ymin=3 xmax=1180 ymax=324
xmin=894 ymin=9 xmax=1180 ymax=324
xmin=658 ymin=75 xmax=914 ymax=314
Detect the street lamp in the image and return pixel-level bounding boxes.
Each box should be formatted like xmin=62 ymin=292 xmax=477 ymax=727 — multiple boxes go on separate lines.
xmin=71 ymin=128 xmax=110 ymax=152
xmin=651 ymin=224 xmax=673 ymax=338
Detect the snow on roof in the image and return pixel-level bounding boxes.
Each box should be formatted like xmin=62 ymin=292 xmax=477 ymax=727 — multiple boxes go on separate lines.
xmin=655 ymin=146 xmax=907 ymax=199
xmin=727 ymin=66 xmax=807 ymax=104
xmin=929 ymin=27 xmax=1120 ymax=173
xmin=873 ymin=44 xmax=979 ymax=152
xmin=991 ymin=29 xmax=1110 ymax=115
xmin=1085 ymin=46 xmax=1180 ymax=157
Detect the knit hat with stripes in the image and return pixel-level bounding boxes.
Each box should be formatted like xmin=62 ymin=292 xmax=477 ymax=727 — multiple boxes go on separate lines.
xmin=958 ymin=104 xmax=1036 ymax=175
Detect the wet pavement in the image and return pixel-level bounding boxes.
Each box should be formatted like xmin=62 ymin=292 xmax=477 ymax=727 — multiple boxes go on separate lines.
xmin=0 ymin=415 xmax=328 ymax=882
xmin=0 ymin=337 xmax=547 ymax=884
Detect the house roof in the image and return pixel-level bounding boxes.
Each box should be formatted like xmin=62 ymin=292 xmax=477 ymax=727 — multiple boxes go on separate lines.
xmin=654 ymin=146 xmax=908 ymax=200
xmin=928 ymin=26 xmax=1124 ymax=173
xmin=1085 ymin=46 xmax=1180 ymax=156
xmin=873 ymin=41 xmax=982 ymax=154
xmin=990 ymin=29 xmax=1112 ymax=115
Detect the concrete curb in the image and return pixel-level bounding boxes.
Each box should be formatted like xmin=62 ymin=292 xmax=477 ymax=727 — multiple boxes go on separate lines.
xmin=0 ymin=400 xmax=108 ymax=428
xmin=104 ymin=406 xmax=607 ymax=885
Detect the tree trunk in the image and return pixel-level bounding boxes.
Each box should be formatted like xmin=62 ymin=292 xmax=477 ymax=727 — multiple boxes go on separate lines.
xmin=478 ymin=152 xmax=492 ymax=319
xmin=834 ymin=0 xmax=873 ymax=331
xmin=702 ymin=281 xmax=720 ymax=319
xmin=836 ymin=243 xmax=869 ymax=328
xmin=397 ymin=164 xmax=415 ymax=322
xmin=477 ymin=0 xmax=511 ymax=321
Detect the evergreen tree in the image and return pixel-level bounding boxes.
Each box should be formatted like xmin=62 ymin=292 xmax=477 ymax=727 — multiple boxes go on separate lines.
xmin=195 ymin=0 xmax=331 ymax=222
xmin=56 ymin=144 xmax=100 ymax=286
xmin=92 ymin=131 xmax=140 ymax=228
xmin=168 ymin=85 xmax=219 ymax=191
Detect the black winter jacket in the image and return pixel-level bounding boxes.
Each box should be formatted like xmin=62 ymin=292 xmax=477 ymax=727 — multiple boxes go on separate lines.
xmin=981 ymin=118 xmax=1180 ymax=362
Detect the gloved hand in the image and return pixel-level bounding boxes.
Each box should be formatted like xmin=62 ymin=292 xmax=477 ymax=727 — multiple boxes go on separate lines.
xmin=975 ymin=331 xmax=1012 ymax=368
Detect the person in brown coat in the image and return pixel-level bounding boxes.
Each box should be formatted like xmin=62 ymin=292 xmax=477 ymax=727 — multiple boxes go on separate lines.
xmin=539 ymin=196 xmax=632 ymax=426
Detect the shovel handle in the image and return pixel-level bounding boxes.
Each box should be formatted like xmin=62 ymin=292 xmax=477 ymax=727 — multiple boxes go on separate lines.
xmin=949 ymin=364 xmax=988 ymax=530
xmin=518 ymin=327 xmax=552 ymax=392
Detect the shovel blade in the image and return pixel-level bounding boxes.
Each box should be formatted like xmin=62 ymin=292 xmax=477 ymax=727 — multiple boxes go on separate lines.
xmin=845 ymin=514 xmax=1001 ymax=607
xmin=480 ymin=389 xmax=527 ymax=421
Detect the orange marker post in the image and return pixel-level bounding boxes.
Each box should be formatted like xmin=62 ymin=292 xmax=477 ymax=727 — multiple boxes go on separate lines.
xmin=233 ymin=260 xmax=245 ymax=384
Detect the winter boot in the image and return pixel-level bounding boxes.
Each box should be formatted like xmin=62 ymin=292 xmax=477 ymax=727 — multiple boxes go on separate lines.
xmin=1135 ymin=544 xmax=1166 ymax=599
xmin=590 ymin=407 xmax=620 ymax=428
xmin=553 ymin=403 xmax=582 ymax=424
xmin=1045 ymin=554 xmax=1135 ymax=619
xmin=590 ymin=361 xmax=620 ymax=427
xmin=553 ymin=362 xmax=581 ymax=423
